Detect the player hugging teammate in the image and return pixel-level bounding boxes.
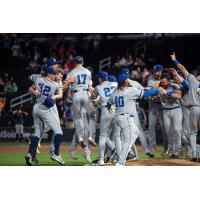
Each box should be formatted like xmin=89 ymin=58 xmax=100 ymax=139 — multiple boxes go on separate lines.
xmin=25 ymin=53 xmax=200 ymax=166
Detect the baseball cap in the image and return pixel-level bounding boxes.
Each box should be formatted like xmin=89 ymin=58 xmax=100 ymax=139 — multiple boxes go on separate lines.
xmin=108 ymin=75 xmax=117 ymax=82
xmin=47 ymin=58 xmax=58 ymax=66
xmin=153 ymin=65 xmax=164 ymax=72
xmin=44 ymin=66 xmax=57 ymax=75
xmin=74 ymin=56 xmax=84 ymax=64
xmin=120 ymin=68 xmax=130 ymax=75
xmin=98 ymin=71 xmax=108 ymax=79
xmin=117 ymin=74 xmax=127 ymax=84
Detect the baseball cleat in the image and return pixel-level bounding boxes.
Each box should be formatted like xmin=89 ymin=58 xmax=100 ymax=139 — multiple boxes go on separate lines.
xmin=190 ymin=157 xmax=198 ymax=162
xmin=115 ymin=162 xmax=124 ymax=166
xmin=126 ymin=156 xmax=137 ymax=162
xmin=88 ymin=137 xmax=97 ymax=147
xmin=97 ymin=160 xmax=105 ymax=166
xmin=25 ymin=153 xmax=32 ymax=166
xmin=92 ymin=159 xmax=99 ymax=164
xmin=85 ymin=155 xmax=92 ymax=163
xmin=51 ymin=154 xmax=65 ymax=165
xmin=79 ymin=138 xmax=87 ymax=148
xmin=145 ymin=152 xmax=154 ymax=158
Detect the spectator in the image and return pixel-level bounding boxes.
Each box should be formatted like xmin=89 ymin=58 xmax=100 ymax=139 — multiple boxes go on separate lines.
xmin=11 ymin=41 xmax=21 ymax=58
xmin=4 ymin=80 xmax=18 ymax=94
xmin=13 ymin=107 xmax=29 ymax=143
xmin=0 ymin=78 xmax=5 ymax=95
xmin=141 ymin=67 xmax=150 ymax=79
xmin=0 ymin=97 xmax=6 ymax=117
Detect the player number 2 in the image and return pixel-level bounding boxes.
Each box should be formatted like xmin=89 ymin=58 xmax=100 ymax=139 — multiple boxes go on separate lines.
xmin=115 ymin=96 xmax=124 ymax=107
xmin=77 ymin=74 xmax=87 ymax=85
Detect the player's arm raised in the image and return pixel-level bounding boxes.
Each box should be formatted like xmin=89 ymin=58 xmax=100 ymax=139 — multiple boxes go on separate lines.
xmin=170 ymin=68 xmax=190 ymax=90
xmin=170 ymin=52 xmax=189 ymax=78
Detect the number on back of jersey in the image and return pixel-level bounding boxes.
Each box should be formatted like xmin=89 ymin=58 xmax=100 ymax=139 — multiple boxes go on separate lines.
xmin=115 ymin=96 xmax=124 ymax=107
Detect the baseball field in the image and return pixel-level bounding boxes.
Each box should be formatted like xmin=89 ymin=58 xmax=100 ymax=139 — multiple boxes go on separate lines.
xmin=1 ymin=142 xmax=200 ymax=166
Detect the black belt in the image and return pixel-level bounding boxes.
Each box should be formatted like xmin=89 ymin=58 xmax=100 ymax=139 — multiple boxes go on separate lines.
xmin=119 ymin=113 xmax=134 ymax=117
xmin=163 ymin=106 xmax=180 ymax=110
xmin=73 ymin=89 xmax=89 ymax=93
xmin=152 ymin=102 xmax=161 ymax=105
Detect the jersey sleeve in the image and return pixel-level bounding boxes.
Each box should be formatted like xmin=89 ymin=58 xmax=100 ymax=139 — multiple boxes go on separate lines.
xmin=130 ymin=87 xmax=143 ymax=99
xmin=187 ymin=73 xmax=198 ymax=85
xmin=30 ymin=74 xmax=40 ymax=83
xmin=134 ymin=81 xmax=144 ymax=90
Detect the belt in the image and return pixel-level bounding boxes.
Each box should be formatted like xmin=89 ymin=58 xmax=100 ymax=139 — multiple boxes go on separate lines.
xmin=151 ymin=102 xmax=161 ymax=105
xmin=190 ymin=105 xmax=200 ymax=108
xmin=73 ymin=88 xmax=89 ymax=93
xmin=119 ymin=113 xmax=134 ymax=117
xmin=163 ymin=106 xmax=180 ymax=110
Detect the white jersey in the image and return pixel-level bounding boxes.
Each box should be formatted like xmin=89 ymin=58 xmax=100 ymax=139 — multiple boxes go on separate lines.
xmin=66 ymin=66 xmax=91 ymax=91
xmin=33 ymin=76 xmax=60 ymax=105
xmin=108 ymin=87 xmax=143 ymax=115
xmin=128 ymin=78 xmax=144 ymax=90
xmin=93 ymin=81 xmax=117 ymax=107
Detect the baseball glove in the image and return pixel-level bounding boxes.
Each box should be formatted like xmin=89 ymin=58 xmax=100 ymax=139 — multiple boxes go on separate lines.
xmin=43 ymin=96 xmax=55 ymax=108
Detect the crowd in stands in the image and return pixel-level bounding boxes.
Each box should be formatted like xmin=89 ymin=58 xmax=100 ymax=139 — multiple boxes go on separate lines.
xmin=1 ymin=33 xmax=200 ymax=128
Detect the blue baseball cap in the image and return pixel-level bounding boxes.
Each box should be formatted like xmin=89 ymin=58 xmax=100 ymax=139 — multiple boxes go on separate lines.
xmin=47 ymin=58 xmax=57 ymax=66
xmin=120 ymin=68 xmax=130 ymax=75
xmin=108 ymin=75 xmax=117 ymax=82
xmin=153 ymin=65 xmax=164 ymax=72
xmin=98 ymin=71 xmax=108 ymax=79
xmin=117 ymin=74 xmax=127 ymax=84
xmin=74 ymin=56 xmax=84 ymax=63
xmin=44 ymin=66 xmax=57 ymax=75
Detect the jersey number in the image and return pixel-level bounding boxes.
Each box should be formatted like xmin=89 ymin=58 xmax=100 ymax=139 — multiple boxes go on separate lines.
xmin=77 ymin=74 xmax=87 ymax=85
xmin=103 ymin=87 xmax=112 ymax=98
xmin=38 ymin=83 xmax=51 ymax=96
xmin=115 ymin=96 xmax=124 ymax=107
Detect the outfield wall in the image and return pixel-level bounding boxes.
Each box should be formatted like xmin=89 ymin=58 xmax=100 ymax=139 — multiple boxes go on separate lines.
xmin=0 ymin=127 xmax=166 ymax=144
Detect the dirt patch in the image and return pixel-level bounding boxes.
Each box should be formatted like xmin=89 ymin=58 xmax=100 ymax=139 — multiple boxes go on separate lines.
xmin=126 ymin=158 xmax=200 ymax=166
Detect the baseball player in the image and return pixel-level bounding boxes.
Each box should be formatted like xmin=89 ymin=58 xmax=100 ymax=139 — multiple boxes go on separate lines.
xmin=91 ymin=71 xmax=117 ymax=166
xmin=65 ymin=56 xmax=92 ymax=148
xmin=171 ymin=52 xmax=200 ymax=161
xmin=147 ymin=65 xmax=168 ymax=153
xmin=25 ymin=66 xmax=75 ymax=165
xmin=170 ymin=68 xmax=192 ymax=158
xmin=29 ymin=66 xmax=65 ymax=158
xmin=107 ymin=74 xmax=160 ymax=166
xmin=158 ymin=73 xmax=183 ymax=158
xmin=120 ymin=68 xmax=154 ymax=157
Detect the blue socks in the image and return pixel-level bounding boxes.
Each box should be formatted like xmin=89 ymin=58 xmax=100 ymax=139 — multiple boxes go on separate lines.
xmin=28 ymin=135 xmax=40 ymax=154
xmin=54 ymin=134 xmax=62 ymax=156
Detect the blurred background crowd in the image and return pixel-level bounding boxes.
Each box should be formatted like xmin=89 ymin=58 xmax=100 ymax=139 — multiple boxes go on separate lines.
xmin=0 ymin=33 xmax=200 ymax=128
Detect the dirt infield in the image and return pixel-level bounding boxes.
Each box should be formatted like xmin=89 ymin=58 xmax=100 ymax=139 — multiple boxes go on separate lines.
xmin=1 ymin=144 xmax=200 ymax=166
xmin=126 ymin=158 xmax=200 ymax=166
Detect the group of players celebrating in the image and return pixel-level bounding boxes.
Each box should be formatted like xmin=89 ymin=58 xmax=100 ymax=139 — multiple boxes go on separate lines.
xmin=25 ymin=52 xmax=200 ymax=166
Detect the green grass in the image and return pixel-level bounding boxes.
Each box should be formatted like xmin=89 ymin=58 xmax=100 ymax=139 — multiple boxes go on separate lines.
xmin=0 ymin=142 xmax=162 ymax=166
